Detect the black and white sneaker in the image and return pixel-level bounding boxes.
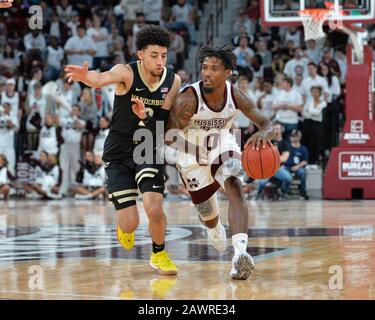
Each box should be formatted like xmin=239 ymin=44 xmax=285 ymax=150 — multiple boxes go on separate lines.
xmin=230 ymin=253 xmax=255 ymax=280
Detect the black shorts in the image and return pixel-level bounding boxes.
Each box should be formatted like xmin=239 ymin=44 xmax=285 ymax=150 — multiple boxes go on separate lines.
xmin=104 ymin=159 xmax=165 ymax=211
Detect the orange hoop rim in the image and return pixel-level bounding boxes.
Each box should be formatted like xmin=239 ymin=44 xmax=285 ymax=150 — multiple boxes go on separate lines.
xmin=298 ymin=9 xmax=331 ymax=23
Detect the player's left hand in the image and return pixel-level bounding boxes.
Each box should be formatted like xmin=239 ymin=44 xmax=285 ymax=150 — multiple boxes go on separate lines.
xmin=131 ymin=98 xmax=146 ymax=120
xmin=0 ymin=0 xmax=13 ymax=8
xmin=244 ymin=128 xmax=276 ymax=151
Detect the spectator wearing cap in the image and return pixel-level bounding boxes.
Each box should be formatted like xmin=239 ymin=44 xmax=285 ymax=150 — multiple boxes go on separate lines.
xmin=87 ymin=15 xmax=110 ymax=70
xmin=285 ymin=130 xmax=309 ymax=200
xmin=1 ymin=78 xmax=20 ymax=120
xmin=273 ymin=77 xmax=303 ymax=140
xmin=44 ymin=36 xmax=65 ymax=82
xmin=0 ymin=102 xmax=18 ymax=175
xmin=301 ymin=86 xmax=327 ymax=164
xmin=57 ymin=105 xmax=86 ymax=196
xmin=64 ymin=25 xmax=97 ymax=69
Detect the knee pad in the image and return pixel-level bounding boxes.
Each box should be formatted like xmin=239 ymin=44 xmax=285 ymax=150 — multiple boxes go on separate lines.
xmin=194 ymin=194 xmax=219 ymax=222
xmin=220 ymin=158 xmax=243 ymax=177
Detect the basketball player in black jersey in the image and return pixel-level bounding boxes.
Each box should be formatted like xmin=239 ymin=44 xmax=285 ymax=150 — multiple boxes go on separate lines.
xmin=65 ymin=26 xmax=181 ymax=275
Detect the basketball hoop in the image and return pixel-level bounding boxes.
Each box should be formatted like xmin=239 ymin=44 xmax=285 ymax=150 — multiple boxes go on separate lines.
xmin=298 ymin=9 xmax=330 ymax=41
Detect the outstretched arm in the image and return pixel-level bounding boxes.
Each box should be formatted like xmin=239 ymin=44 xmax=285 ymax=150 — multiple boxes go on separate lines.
xmin=64 ymin=62 xmax=131 ymax=88
xmin=234 ymin=87 xmax=276 ymax=150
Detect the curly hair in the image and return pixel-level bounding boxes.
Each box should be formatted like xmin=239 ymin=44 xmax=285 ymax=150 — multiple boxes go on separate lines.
xmin=197 ymin=45 xmax=237 ymax=71
xmin=136 ymin=25 xmax=171 ymax=51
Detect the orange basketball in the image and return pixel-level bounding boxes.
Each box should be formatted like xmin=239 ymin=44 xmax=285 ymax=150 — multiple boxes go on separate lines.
xmin=241 ymin=144 xmax=281 ymax=180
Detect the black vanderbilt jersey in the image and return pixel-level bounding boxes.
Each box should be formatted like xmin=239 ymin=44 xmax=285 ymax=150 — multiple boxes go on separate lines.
xmin=109 ymin=61 xmax=175 ymax=140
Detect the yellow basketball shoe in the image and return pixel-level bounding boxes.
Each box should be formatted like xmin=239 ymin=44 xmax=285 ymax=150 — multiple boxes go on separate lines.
xmin=150 ymin=250 xmax=177 ymax=275
xmin=116 ymin=225 xmax=134 ymax=250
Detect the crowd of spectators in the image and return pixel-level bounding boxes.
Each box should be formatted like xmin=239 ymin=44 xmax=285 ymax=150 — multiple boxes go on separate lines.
xmin=1 ymin=0 xmax=375 ymax=201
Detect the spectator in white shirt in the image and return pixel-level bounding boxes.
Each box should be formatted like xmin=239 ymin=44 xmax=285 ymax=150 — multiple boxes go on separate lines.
xmin=87 ymin=15 xmax=109 ymax=70
xmin=66 ymin=10 xmax=80 ymax=38
xmin=23 ymin=30 xmax=46 ymax=57
xmin=283 ymin=26 xmax=302 ymax=49
xmin=301 ymin=86 xmax=327 ymax=164
xmin=54 ymin=78 xmax=78 ymax=120
xmin=301 ymin=62 xmax=330 ymax=103
xmin=273 ymin=77 xmax=303 ymax=140
xmin=1 ymin=78 xmax=20 ymax=120
xmin=23 ymin=152 xmax=62 ymax=200
xmin=143 ymin=0 xmax=163 ymax=25
xmin=258 ymin=78 xmax=276 ymax=121
xmin=93 ymin=116 xmax=110 ymax=157
xmin=58 ymin=105 xmax=86 ymax=196
xmin=170 ymin=0 xmax=197 ymax=45
xmin=56 ymin=0 xmax=73 ymax=24
xmin=38 ymin=114 xmax=60 ymax=157
xmin=0 ymin=154 xmax=12 ymax=200
xmin=72 ymin=153 xmax=107 ymax=200
xmin=293 ymin=74 xmax=304 ymax=95
xmin=0 ymin=102 xmax=18 ymax=175
xmin=27 ymin=67 xmax=43 ymax=98
xmin=283 ymin=47 xmax=309 ymax=79
xmin=44 ymin=36 xmax=65 ymax=82
xmin=64 ymin=25 xmax=97 ymax=69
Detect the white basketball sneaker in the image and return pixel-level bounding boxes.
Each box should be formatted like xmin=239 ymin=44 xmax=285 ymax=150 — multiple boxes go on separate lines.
xmin=230 ymin=253 xmax=255 ymax=280
xmin=206 ymin=223 xmax=227 ymax=252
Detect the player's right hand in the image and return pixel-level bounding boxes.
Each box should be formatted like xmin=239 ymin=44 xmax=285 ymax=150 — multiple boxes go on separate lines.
xmin=65 ymin=61 xmax=89 ymax=84
xmin=0 ymin=0 xmax=13 ymax=8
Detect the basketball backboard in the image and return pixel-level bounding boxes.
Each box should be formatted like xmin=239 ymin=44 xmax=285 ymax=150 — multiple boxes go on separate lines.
xmin=260 ymin=0 xmax=375 ymax=26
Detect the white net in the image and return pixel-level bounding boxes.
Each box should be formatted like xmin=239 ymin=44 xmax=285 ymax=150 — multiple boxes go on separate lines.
xmin=299 ymin=11 xmax=329 ymax=41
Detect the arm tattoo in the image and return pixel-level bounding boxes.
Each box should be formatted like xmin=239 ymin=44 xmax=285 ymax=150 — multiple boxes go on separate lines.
xmin=167 ymin=88 xmax=197 ymax=131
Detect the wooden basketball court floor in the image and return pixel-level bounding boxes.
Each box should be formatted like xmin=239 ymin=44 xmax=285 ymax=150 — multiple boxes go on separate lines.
xmin=0 ymin=198 xmax=375 ymax=300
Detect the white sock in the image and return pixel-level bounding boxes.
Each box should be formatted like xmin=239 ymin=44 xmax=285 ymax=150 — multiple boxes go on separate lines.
xmin=232 ymin=233 xmax=248 ymax=255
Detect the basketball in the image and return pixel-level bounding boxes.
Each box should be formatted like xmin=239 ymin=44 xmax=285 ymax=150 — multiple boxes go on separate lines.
xmin=241 ymin=144 xmax=281 ymax=180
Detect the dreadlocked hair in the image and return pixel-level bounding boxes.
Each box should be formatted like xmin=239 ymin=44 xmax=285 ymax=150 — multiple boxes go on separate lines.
xmin=197 ymin=45 xmax=237 ymax=71
xmin=136 ymin=25 xmax=171 ymax=51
